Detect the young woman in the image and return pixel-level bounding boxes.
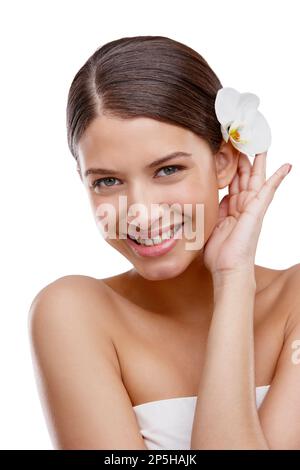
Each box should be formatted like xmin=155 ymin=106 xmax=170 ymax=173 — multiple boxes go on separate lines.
xmin=29 ymin=35 xmax=300 ymax=450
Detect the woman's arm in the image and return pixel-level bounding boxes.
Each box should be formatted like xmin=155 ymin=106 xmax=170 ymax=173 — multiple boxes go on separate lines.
xmin=190 ymin=269 xmax=269 ymax=449
xmin=28 ymin=276 xmax=148 ymax=450
xmin=190 ymin=150 xmax=293 ymax=449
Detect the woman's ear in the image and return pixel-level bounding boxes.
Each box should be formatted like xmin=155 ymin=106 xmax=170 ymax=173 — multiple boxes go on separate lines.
xmin=214 ymin=139 xmax=240 ymax=189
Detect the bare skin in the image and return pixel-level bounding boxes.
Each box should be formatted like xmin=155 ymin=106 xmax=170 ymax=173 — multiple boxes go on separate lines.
xmin=29 ymin=262 xmax=299 ymax=449
xmin=29 ymin=115 xmax=300 ymax=449
xmin=97 ymin=263 xmax=293 ymax=407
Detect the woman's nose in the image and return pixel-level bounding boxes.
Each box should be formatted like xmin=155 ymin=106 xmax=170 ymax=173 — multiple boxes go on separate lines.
xmin=126 ymin=185 xmax=164 ymax=233
xmin=127 ymin=203 xmax=164 ymax=234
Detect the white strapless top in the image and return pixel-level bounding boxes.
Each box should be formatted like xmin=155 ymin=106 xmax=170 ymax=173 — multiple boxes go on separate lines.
xmin=132 ymin=385 xmax=270 ymax=450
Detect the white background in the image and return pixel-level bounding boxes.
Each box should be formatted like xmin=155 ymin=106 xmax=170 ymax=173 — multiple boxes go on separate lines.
xmin=1 ymin=0 xmax=299 ymax=449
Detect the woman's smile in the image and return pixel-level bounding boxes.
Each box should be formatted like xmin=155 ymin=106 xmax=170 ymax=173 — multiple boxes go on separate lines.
xmin=125 ymin=221 xmax=184 ymax=258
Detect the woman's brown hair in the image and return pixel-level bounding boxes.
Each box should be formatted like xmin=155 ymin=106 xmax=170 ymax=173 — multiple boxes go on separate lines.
xmin=66 ymin=35 xmax=223 ymax=162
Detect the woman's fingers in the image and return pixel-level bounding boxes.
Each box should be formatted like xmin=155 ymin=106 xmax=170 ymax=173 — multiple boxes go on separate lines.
xmin=228 ymin=152 xmax=252 ymax=195
xmin=238 ymin=153 xmax=252 ymax=191
xmin=249 ymin=151 xmax=267 ymax=192
xmin=251 ymin=163 xmax=291 ymax=216
xmin=216 ymin=194 xmax=230 ymax=226
xmin=229 ymin=170 xmax=239 ymax=196
xmin=228 ymin=153 xmax=252 ymax=217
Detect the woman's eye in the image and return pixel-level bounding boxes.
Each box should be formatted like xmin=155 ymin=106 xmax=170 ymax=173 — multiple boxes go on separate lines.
xmin=155 ymin=165 xmax=185 ymax=177
xmin=91 ymin=177 xmax=121 ymax=191
xmin=91 ymin=165 xmax=185 ymax=193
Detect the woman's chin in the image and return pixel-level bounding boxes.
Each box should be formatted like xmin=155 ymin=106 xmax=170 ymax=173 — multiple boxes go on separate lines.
xmin=110 ymin=237 xmax=203 ymax=281
xmin=133 ymin=254 xmax=195 ymax=281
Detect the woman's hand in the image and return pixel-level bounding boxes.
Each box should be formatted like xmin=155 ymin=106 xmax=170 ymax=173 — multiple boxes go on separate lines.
xmin=203 ymin=151 xmax=292 ymax=278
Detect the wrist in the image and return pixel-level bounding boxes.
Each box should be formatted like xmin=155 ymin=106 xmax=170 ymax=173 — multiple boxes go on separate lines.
xmin=212 ymin=267 xmax=256 ymax=294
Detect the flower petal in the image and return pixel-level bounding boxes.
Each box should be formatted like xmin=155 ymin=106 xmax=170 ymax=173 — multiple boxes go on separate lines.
xmin=214 ymin=87 xmax=241 ymax=125
xmin=221 ymin=124 xmax=230 ymax=142
xmin=215 ymin=87 xmax=272 ymax=158
xmin=229 ymin=111 xmax=271 ymax=157
xmin=236 ymin=92 xmax=260 ymax=122
xmin=229 ymin=120 xmax=252 ymax=145
xmin=247 ymin=110 xmax=272 ymax=154
xmin=230 ymin=140 xmax=255 ymax=157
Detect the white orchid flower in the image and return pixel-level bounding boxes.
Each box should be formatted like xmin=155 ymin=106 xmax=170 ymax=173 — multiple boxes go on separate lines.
xmin=214 ymin=87 xmax=272 ymax=158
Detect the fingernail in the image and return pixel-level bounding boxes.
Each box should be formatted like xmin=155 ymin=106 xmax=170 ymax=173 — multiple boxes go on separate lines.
xmin=283 ymin=164 xmax=292 ymax=175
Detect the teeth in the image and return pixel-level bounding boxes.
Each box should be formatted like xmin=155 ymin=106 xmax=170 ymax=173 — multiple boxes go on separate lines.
xmin=132 ymin=223 xmax=182 ymax=246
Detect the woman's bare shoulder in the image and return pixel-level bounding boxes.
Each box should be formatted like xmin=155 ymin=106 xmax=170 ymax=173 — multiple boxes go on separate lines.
xmin=259 ymin=262 xmax=300 ymax=331
xmin=282 ymin=262 xmax=300 ymax=284
xmin=280 ymin=263 xmax=300 ymax=324
xmin=27 ymin=274 xmax=147 ymax=449
xmin=28 ymin=274 xmax=122 ymax=389
xmin=28 ymin=274 xmax=115 ymax=332
xmin=30 ymin=274 xmax=109 ymax=301
xmin=255 ymin=263 xmax=300 ymax=293
xmin=31 ymin=274 xmax=103 ymax=295
xmin=268 ymin=262 xmax=300 ymax=298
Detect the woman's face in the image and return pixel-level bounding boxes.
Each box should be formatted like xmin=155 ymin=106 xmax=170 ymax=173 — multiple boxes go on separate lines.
xmin=77 ymin=115 xmax=234 ymax=281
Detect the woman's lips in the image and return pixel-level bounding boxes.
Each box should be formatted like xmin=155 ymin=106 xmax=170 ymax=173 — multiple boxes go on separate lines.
xmin=125 ymin=222 xmax=184 ymax=258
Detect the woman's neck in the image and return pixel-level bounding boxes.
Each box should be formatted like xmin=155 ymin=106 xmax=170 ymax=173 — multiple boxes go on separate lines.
xmin=127 ymin=252 xmax=215 ymax=319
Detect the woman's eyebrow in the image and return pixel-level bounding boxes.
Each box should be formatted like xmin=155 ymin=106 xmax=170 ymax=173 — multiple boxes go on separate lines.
xmin=83 ymin=151 xmax=192 ymax=177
